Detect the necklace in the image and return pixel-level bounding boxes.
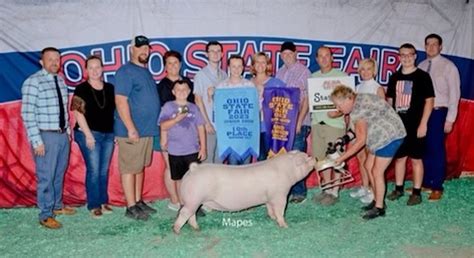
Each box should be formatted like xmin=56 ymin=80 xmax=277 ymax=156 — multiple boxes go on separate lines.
xmin=89 ymin=83 xmax=106 ymax=109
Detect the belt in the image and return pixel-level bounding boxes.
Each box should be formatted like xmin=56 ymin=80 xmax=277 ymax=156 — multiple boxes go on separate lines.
xmin=433 ymin=106 xmax=448 ymax=110
xmin=40 ymin=128 xmax=66 ymax=134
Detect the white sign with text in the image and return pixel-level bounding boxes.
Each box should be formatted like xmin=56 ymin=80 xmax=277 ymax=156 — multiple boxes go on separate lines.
xmin=307 ymin=76 xmax=355 ymax=112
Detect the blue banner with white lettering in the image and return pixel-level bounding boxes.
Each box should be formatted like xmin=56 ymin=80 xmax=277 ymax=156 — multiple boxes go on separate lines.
xmin=263 ymin=87 xmax=300 ymax=158
xmin=215 ymin=87 xmax=260 ymax=162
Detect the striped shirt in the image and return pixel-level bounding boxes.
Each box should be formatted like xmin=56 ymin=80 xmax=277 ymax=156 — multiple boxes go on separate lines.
xmin=21 ymin=69 xmax=69 ymax=148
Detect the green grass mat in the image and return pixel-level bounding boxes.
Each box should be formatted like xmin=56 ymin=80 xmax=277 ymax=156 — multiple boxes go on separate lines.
xmin=1 ymin=179 xmax=473 ymax=257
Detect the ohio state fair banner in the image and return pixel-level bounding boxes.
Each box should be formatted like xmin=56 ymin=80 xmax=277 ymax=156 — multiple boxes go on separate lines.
xmin=214 ymin=87 xmax=260 ymax=162
xmin=263 ymin=87 xmax=300 ymax=157
xmin=308 ymin=76 xmax=355 ymax=112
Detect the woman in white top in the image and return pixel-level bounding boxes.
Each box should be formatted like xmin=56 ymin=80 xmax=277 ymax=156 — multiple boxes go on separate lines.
xmin=349 ymin=58 xmax=386 ymax=204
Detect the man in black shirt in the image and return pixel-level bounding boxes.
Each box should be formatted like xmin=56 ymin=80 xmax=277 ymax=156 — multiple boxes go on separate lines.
xmin=386 ymin=43 xmax=434 ymax=206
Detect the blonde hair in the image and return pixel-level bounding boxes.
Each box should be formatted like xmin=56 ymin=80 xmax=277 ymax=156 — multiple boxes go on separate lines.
xmin=330 ymin=85 xmax=356 ymax=101
xmin=250 ymin=52 xmax=273 ymax=76
xmin=357 ymin=58 xmax=378 ymax=78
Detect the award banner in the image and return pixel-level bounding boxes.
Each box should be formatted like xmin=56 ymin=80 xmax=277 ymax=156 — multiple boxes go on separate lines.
xmin=215 ymin=87 xmax=260 ymax=161
xmin=307 ymin=76 xmax=355 ymax=112
xmin=263 ymin=87 xmax=300 ymax=158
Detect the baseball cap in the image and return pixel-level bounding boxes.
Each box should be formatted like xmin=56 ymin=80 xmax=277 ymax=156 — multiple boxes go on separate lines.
xmin=280 ymin=41 xmax=296 ymax=52
xmin=132 ymin=35 xmax=150 ymax=48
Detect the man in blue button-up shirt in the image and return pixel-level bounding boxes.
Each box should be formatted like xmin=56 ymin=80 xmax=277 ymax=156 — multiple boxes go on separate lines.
xmin=21 ymin=47 xmax=75 ymax=229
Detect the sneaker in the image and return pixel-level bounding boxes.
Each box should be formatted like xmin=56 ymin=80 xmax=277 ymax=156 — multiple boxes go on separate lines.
xmin=167 ymin=201 xmax=181 ymax=212
xmin=405 ymin=187 xmax=432 ymax=194
xmin=360 ymin=190 xmax=374 ymax=204
xmin=349 ymin=187 xmax=368 ymax=198
xmin=361 ymin=200 xmax=375 ymax=211
xmin=125 ymin=205 xmax=149 ymax=221
xmin=136 ymin=200 xmax=157 ymax=215
xmin=407 ymin=194 xmax=422 ymax=206
xmin=39 ymin=217 xmax=62 ymax=229
xmin=101 ymin=204 xmax=113 ymax=214
xmin=362 ymin=207 xmax=386 ymax=220
xmin=387 ymin=190 xmax=404 ymax=201
xmin=361 ymin=200 xmax=386 ymax=211
xmin=312 ymin=192 xmax=329 ymax=203
xmin=320 ymin=194 xmax=339 ymax=206
xmin=90 ymin=208 xmax=103 ymax=219
xmin=290 ymin=195 xmax=307 ymax=204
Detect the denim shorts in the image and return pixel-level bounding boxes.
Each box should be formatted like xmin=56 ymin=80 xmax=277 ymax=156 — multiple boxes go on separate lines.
xmin=375 ymin=138 xmax=404 ymax=158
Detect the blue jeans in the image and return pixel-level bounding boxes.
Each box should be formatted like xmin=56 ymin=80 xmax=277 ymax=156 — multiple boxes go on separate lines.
xmin=422 ymin=108 xmax=448 ymax=191
xmin=258 ymin=132 xmax=270 ymax=161
xmin=35 ymin=131 xmax=70 ymax=221
xmin=205 ymin=133 xmax=222 ymax=163
xmin=289 ymin=125 xmax=311 ymax=197
xmin=74 ymin=129 xmax=114 ymax=210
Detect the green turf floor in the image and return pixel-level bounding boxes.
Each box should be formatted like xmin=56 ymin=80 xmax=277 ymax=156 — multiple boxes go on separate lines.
xmin=1 ymin=179 xmax=473 ymax=257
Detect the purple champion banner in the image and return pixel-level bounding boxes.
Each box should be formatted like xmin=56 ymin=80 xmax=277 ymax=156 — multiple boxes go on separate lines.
xmin=263 ymin=87 xmax=300 ymax=157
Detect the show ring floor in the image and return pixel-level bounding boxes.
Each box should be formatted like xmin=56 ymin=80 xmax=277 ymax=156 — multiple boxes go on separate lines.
xmin=1 ymin=179 xmax=473 ymax=257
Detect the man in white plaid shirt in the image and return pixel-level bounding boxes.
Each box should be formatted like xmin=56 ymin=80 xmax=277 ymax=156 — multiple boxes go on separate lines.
xmin=21 ymin=47 xmax=75 ymax=230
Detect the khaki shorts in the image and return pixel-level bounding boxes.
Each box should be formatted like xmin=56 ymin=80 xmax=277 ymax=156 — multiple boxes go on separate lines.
xmin=311 ymin=123 xmax=345 ymax=160
xmin=117 ymin=137 xmax=153 ymax=174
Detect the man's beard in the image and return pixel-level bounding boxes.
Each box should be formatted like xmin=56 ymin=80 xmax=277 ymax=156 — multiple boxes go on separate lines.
xmin=138 ymin=55 xmax=149 ymax=64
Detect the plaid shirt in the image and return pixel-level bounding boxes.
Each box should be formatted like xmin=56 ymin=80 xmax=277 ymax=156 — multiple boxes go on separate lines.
xmin=276 ymin=62 xmax=311 ymax=125
xmin=21 ymin=69 xmax=69 ymax=148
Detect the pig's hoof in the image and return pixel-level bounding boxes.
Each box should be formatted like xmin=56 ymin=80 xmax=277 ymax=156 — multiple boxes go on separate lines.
xmin=172 ymin=226 xmax=181 ymax=235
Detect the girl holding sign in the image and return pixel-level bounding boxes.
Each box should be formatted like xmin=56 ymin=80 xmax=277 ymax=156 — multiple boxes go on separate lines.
xmin=210 ymin=55 xmax=255 ymax=165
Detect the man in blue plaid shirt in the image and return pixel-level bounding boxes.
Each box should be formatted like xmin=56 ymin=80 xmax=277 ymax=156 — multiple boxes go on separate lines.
xmin=21 ymin=47 xmax=76 ymax=229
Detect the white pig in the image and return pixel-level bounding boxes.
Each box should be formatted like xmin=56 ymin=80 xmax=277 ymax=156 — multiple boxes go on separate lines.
xmin=173 ymin=150 xmax=316 ymax=234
